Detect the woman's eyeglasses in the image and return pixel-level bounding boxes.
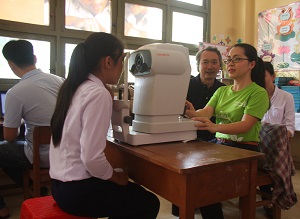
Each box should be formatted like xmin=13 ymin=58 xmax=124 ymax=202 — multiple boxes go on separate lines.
xmin=223 ymin=57 xmax=249 ymax=65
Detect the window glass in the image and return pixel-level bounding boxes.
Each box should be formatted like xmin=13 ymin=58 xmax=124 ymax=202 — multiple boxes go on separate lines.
xmin=0 ymin=0 xmax=49 ymax=26
xmin=65 ymin=43 xmax=77 ymax=77
xmin=0 ymin=37 xmax=50 ymax=79
xmin=189 ymin=55 xmax=198 ymax=76
xmin=176 ymin=0 xmax=203 ymax=6
xmin=124 ymin=3 xmax=162 ymax=40
xmin=65 ymin=0 xmax=111 ymax=33
xmin=172 ymin=12 xmax=203 ymax=45
xmin=125 ymin=49 xmax=135 ymax=83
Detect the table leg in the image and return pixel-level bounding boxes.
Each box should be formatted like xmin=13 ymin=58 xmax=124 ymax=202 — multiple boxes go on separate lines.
xmin=179 ymin=205 xmax=195 ymax=219
xmin=239 ymin=160 xmax=258 ymax=219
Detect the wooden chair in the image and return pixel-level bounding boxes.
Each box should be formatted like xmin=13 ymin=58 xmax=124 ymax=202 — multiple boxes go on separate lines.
xmin=232 ymin=123 xmax=298 ymax=218
xmin=251 ymin=123 xmax=299 ymax=219
xmin=229 ymin=169 xmax=281 ymax=219
xmin=23 ymin=126 xmax=52 ymax=199
xmin=0 ymin=171 xmax=19 ymax=191
xmin=255 ymin=169 xmax=281 ymax=219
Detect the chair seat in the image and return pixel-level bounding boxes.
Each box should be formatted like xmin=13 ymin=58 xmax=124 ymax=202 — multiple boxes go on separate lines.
xmin=256 ymin=169 xmax=273 ymax=186
xmin=20 ymin=195 xmax=93 ymax=219
xmin=256 ymin=169 xmax=281 ymax=219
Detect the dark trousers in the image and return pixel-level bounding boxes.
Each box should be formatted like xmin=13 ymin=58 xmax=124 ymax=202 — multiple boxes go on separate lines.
xmin=0 ymin=140 xmax=32 ymax=208
xmin=51 ymin=177 xmax=160 ymax=219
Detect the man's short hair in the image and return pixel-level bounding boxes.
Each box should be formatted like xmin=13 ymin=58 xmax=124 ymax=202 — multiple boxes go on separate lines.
xmin=195 ymin=46 xmax=223 ymax=70
xmin=2 ymin=40 xmax=35 ymax=68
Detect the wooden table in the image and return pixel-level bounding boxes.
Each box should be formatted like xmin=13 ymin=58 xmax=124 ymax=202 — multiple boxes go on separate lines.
xmin=105 ymin=137 xmax=264 ymax=219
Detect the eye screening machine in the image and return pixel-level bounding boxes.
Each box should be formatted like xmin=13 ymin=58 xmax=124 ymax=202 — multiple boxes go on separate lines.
xmin=111 ymin=43 xmax=197 ymax=146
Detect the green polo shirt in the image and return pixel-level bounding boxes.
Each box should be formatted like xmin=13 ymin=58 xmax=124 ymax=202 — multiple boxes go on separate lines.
xmin=207 ymin=82 xmax=269 ymax=142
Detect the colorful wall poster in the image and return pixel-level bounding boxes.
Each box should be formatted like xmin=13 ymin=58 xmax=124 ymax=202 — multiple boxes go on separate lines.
xmin=258 ymin=2 xmax=300 ymax=70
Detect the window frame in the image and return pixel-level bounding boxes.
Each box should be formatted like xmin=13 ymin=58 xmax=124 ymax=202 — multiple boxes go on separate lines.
xmin=0 ymin=0 xmax=210 ymax=90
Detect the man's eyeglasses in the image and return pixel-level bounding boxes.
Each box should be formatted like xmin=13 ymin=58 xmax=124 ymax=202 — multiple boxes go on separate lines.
xmin=201 ymin=60 xmax=219 ymax=66
xmin=223 ymin=57 xmax=249 ymax=64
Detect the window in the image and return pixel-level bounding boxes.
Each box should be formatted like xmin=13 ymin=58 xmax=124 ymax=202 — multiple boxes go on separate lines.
xmin=65 ymin=43 xmax=77 ymax=77
xmin=0 ymin=0 xmax=210 ymax=88
xmin=189 ymin=55 xmax=198 ymax=76
xmin=172 ymin=12 xmax=204 ymax=45
xmin=124 ymin=3 xmax=163 ymax=40
xmin=124 ymin=49 xmax=135 ymax=83
xmin=65 ymin=0 xmax=111 ymax=32
xmin=176 ymin=0 xmax=203 ymax=6
xmin=0 ymin=0 xmax=49 ymax=26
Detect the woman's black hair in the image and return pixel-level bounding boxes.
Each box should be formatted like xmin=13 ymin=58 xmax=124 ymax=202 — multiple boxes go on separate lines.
xmin=51 ymin=32 xmax=124 ymax=146
xmin=232 ymin=43 xmax=266 ymax=88
xmin=263 ymin=61 xmax=275 ymax=76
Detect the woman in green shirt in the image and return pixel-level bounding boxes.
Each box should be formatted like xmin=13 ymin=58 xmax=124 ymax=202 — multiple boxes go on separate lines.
xmin=185 ymin=43 xmax=269 ymax=152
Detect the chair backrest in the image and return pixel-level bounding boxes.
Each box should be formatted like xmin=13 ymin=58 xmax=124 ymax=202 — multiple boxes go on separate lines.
xmin=23 ymin=126 xmax=52 ymax=199
xmin=33 ymin=126 xmax=52 ymax=169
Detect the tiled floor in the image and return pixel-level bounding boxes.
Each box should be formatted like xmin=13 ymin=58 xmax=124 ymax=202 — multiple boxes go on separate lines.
xmin=1 ymin=169 xmax=299 ymax=219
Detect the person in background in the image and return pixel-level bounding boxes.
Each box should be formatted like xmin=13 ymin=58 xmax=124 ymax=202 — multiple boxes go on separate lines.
xmin=187 ymin=46 xmax=226 ymax=141
xmin=185 ymin=43 xmax=269 ymax=218
xmin=262 ymin=61 xmax=295 ymax=138
xmin=185 ymin=43 xmax=268 ymax=152
xmin=50 ymin=32 xmax=160 ymax=219
xmin=260 ymin=61 xmax=295 ymax=218
xmin=172 ymin=46 xmax=225 ymax=219
xmin=0 ymin=40 xmax=64 ymax=218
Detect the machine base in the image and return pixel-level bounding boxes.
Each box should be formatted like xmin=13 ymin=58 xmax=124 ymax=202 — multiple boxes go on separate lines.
xmin=113 ymin=127 xmax=197 ymax=146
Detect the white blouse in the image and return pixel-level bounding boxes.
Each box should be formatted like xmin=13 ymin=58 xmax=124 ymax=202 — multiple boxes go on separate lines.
xmin=262 ymin=86 xmax=295 ymax=137
xmin=50 ymin=74 xmax=113 ymax=182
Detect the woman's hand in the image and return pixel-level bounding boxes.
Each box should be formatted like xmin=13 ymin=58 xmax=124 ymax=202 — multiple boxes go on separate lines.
xmin=109 ymin=170 xmax=129 ymax=186
xmin=192 ymin=117 xmax=217 ymax=133
xmin=193 ymin=114 xmax=259 ymax=135
xmin=184 ymin=100 xmax=196 ymax=118
xmin=115 ymin=171 xmax=129 ymax=186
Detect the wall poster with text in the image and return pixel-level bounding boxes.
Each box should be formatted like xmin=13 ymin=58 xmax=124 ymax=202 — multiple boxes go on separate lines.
xmin=258 ymin=2 xmax=300 ymax=71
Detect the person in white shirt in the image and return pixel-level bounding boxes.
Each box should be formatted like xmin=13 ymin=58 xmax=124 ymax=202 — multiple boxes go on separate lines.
xmin=1 ymin=40 xmax=64 ymax=218
xmin=50 ymin=32 xmax=160 ymax=219
xmin=262 ymin=61 xmax=295 ymax=138
xmin=260 ymin=61 xmax=295 ymax=218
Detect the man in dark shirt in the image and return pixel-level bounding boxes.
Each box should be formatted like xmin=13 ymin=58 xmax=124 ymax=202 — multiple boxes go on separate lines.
xmin=187 ymin=46 xmax=225 ymax=141
xmin=172 ymin=46 xmax=225 ymax=219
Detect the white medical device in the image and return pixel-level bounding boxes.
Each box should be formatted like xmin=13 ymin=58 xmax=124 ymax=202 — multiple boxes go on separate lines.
xmin=111 ymin=43 xmax=197 ymax=145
